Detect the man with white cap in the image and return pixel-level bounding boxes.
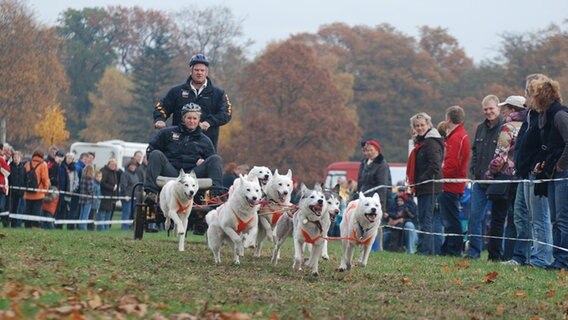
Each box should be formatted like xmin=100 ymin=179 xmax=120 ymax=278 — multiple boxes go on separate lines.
xmin=484 ymin=95 xmax=527 ymax=262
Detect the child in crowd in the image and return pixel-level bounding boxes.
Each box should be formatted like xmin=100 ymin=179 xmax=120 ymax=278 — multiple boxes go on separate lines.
xmin=383 ymin=194 xmax=418 ymax=253
xmin=78 ymin=164 xmax=95 ymax=230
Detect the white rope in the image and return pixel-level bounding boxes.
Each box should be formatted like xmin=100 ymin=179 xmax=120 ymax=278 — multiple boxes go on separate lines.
xmin=6 ymin=213 xmax=133 ymax=225
xmin=1 ymin=184 xmax=132 ymax=201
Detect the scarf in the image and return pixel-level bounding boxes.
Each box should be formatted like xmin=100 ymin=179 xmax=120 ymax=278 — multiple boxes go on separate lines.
xmin=406 ymin=138 xmax=425 ymax=191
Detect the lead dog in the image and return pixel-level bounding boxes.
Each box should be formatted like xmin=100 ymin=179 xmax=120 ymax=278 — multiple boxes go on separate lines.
xmin=272 ymin=184 xmax=328 ymax=276
xmin=205 ymin=175 xmax=262 ymax=265
xmin=254 ymin=169 xmax=293 ymax=257
xmin=338 ymin=192 xmax=382 ymax=271
xmin=159 ymin=169 xmax=199 ymax=252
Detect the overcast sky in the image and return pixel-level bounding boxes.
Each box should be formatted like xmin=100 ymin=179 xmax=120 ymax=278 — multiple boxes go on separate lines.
xmin=28 ymin=0 xmax=567 ymax=63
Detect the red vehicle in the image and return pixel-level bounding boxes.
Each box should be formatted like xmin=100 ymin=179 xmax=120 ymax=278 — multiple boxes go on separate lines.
xmin=323 ymin=161 xmax=407 ymax=190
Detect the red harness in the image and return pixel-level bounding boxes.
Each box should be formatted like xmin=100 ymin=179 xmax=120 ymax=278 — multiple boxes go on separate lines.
xmin=343 ymin=200 xmax=374 ymax=245
xmin=176 ymin=198 xmax=193 ymax=214
xmin=301 ymin=227 xmax=323 ymax=244
xmin=271 ymin=212 xmax=284 ymax=225
xmin=232 ymin=209 xmax=254 ymax=234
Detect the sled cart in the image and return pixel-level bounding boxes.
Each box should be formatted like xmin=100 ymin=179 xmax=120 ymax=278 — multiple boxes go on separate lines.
xmin=132 ymin=177 xmax=226 ymax=240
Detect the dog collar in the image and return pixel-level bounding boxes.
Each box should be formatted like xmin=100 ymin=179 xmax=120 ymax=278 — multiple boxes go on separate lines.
xmin=352 ymin=222 xmax=374 ymax=245
xmin=301 ymin=222 xmax=323 ymax=244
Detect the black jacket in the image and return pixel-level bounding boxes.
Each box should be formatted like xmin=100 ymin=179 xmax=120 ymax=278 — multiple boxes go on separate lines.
xmin=148 ymin=124 xmax=215 ymax=173
xmin=357 ymin=154 xmax=391 ymax=210
xmin=470 ymin=117 xmax=503 ymax=181
xmin=100 ymin=165 xmax=118 ymax=212
xmin=153 ymin=77 xmax=231 ymax=148
xmin=514 ymin=109 xmax=541 ymax=179
xmin=538 ymin=101 xmax=568 ymax=176
xmin=414 ymin=129 xmax=444 ymax=195
xmin=8 ymin=161 xmax=25 ymax=197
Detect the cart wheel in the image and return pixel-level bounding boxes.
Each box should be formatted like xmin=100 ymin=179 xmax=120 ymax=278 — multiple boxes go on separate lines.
xmin=134 ymin=203 xmax=148 ymax=240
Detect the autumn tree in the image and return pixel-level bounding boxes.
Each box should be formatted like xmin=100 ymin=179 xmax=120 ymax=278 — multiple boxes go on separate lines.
xmin=226 ymin=41 xmax=360 ymax=183
xmin=0 ymin=0 xmax=69 ymax=149
xmin=82 ymin=68 xmax=132 ymax=141
xmin=35 ymin=104 xmax=70 ymax=147
xmin=57 ymin=7 xmax=118 ymax=135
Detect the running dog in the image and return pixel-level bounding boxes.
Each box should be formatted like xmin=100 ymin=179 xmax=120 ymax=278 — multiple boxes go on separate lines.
xmin=304 ymin=192 xmax=340 ymax=264
xmin=253 ymin=169 xmax=293 ymax=257
xmin=205 ymin=175 xmax=262 ymax=265
xmin=338 ymin=192 xmax=382 ymax=271
xmin=159 ymin=169 xmax=199 ymax=252
xmin=247 ymin=165 xmax=273 ymax=195
xmin=272 ymin=184 xmax=328 ymax=276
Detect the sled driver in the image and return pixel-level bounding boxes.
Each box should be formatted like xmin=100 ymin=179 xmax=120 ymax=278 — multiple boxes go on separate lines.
xmin=144 ymin=103 xmax=224 ymax=203
xmin=153 ymin=53 xmax=232 ymax=149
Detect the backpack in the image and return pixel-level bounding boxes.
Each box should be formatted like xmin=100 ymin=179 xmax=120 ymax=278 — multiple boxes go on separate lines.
xmin=24 ymin=162 xmax=40 ymax=191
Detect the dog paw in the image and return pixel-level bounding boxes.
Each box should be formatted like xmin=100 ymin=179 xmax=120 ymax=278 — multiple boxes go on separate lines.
xmin=312 ymin=271 xmax=319 ymax=277
xmin=337 ymin=267 xmax=346 ymax=272
xmin=357 ymin=262 xmax=367 ymax=267
xmin=322 ymin=254 xmax=329 ymax=260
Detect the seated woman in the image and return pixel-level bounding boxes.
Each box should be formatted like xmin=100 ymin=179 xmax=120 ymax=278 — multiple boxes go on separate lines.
xmin=383 ymin=194 xmax=417 ymax=254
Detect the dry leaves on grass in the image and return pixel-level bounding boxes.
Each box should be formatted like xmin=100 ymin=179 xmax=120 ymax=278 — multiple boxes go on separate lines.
xmin=481 ymin=271 xmax=498 ymax=283
xmin=401 ymin=276 xmax=412 ymax=285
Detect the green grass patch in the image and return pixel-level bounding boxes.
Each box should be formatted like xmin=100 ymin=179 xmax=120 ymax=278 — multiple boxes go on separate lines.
xmin=0 ymin=228 xmax=566 ymax=319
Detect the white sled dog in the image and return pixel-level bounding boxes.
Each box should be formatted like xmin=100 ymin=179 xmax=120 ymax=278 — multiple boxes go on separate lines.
xmin=338 ymin=192 xmax=382 ymax=271
xmin=272 ymin=184 xmax=328 ymax=276
xmin=247 ymin=166 xmax=273 ymax=195
xmin=159 ymin=169 xmax=199 ymax=252
xmin=311 ymin=193 xmax=341 ymax=261
xmin=206 ymin=175 xmax=262 ymax=265
xmin=254 ymin=169 xmax=293 ymax=257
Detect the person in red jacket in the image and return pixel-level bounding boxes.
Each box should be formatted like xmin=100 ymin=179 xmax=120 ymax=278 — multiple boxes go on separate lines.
xmin=439 ymin=106 xmax=471 ymax=256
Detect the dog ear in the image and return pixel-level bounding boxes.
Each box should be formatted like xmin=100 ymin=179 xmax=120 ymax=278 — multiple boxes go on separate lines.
xmin=300 ymin=183 xmax=308 ymax=197
xmin=372 ymin=193 xmax=381 ymax=201
xmin=285 ymin=169 xmax=292 ymax=178
xmin=359 ymin=191 xmax=365 ymax=199
xmin=189 ymin=170 xmax=197 ymax=178
xmin=273 ymin=168 xmax=280 ymax=177
xmin=178 ymin=169 xmax=185 ymax=178
xmin=314 ymin=183 xmax=322 ymax=192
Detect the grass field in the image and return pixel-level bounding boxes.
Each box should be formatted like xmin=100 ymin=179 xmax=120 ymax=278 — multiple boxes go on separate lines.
xmin=0 ymin=227 xmax=566 ymax=319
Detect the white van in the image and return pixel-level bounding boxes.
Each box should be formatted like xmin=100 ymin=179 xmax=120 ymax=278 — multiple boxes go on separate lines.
xmin=97 ymin=140 xmax=148 ymax=168
xmin=70 ymin=140 xmax=148 ymax=170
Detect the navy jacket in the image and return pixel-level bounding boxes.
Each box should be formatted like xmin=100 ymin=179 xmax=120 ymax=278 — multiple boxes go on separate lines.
xmin=148 ymin=124 xmax=215 ymax=173
xmin=153 ymin=77 xmax=231 ymax=148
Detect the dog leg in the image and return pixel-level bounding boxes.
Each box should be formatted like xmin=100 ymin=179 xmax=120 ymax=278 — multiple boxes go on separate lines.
xmin=322 ymin=239 xmax=329 ymax=260
xmin=310 ymin=243 xmax=324 ymax=276
xmin=259 ymin=216 xmax=274 ymax=243
xmin=223 ymin=228 xmax=243 ymax=265
xmin=271 ymin=218 xmax=292 ymax=265
xmin=358 ymin=235 xmax=376 ymax=267
xmin=292 ymin=239 xmax=304 ymax=272
xmin=254 ymin=223 xmax=266 ymax=257
xmin=338 ymin=240 xmax=349 ymax=271
xmin=206 ymin=225 xmax=222 ymax=264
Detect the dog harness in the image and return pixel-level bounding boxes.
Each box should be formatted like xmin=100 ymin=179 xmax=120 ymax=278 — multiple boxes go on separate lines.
xmin=232 ymin=209 xmax=254 ymax=234
xmin=176 ymin=198 xmax=193 ymax=214
xmin=301 ymin=220 xmax=323 ymax=244
xmin=351 ymin=224 xmax=375 ymax=246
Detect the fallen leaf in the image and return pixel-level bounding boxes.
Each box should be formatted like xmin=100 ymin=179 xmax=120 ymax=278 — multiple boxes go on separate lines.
xmin=529 ymin=316 xmax=544 ymax=320
xmin=513 ymin=290 xmax=527 ymax=298
xmin=442 ymin=265 xmax=451 ymax=273
xmin=221 ymin=310 xmax=252 ymax=320
xmin=88 ymin=294 xmax=103 ymax=309
xmin=401 ymin=276 xmax=412 ymax=285
xmin=269 ymin=312 xmax=280 ymax=320
xmin=302 ymin=307 xmax=313 ymax=319
xmin=496 ymin=304 xmax=505 ymax=316
xmin=451 ymin=278 xmax=463 ymax=286
xmin=482 ymin=272 xmax=498 ymax=283
xmin=545 ymin=289 xmax=556 ymax=298
xmin=52 ymin=305 xmax=82 ymax=315
xmin=455 ymin=259 xmax=470 ymax=269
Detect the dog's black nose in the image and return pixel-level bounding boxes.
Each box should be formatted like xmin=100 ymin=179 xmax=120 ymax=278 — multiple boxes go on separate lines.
xmin=252 ymin=196 xmax=257 ymax=201
xmin=190 ymin=191 xmax=194 ymax=195
xmin=284 ymin=191 xmax=288 ymax=195
xmin=317 ymin=199 xmax=323 ymax=205
xmin=371 ymin=208 xmax=377 ymax=214
xmin=264 ymin=174 xmax=269 ymax=179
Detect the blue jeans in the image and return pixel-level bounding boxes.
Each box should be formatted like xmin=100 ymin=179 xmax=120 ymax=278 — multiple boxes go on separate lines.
xmin=416 ymin=193 xmax=442 ymax=255
xmin=527 ymin=174 xmax=552 ymax=267
xmin=439 ymin=192 xmax=463 ymax=256
xmin=78 ymin=203 xmax=92 ymax=230
xmin=97 ymin=210 xmax=112 ymax=231
xmin=547 ymin=169 xmax=568 ymax=269
xmin=382 ymin=221 xmax=417 ymax=254
xmin=511 ymin=181 xmax=531 ymax=264
xmin=467 ymin=183 xmax=491 ymax=258
xmin=40 ymin=210 xmax=54 ymax=229
xmin=121 ymin=201 xmax=132 ymax=231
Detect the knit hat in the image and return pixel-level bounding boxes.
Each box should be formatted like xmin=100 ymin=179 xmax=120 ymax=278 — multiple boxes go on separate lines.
xmin=365 ymin=140 xmax=381 ymax=153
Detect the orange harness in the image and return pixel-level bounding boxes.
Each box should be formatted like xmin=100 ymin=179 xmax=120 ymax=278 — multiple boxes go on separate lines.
xmin=176 ymin=198 xmax=193 ymax=214
xmin=271 ymin=212 xmax=284 ymax=225
xmin=351 ymin=228 xmax=374 ymax=246
xmin=232 ymin=209 xmax=254 ymax=234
